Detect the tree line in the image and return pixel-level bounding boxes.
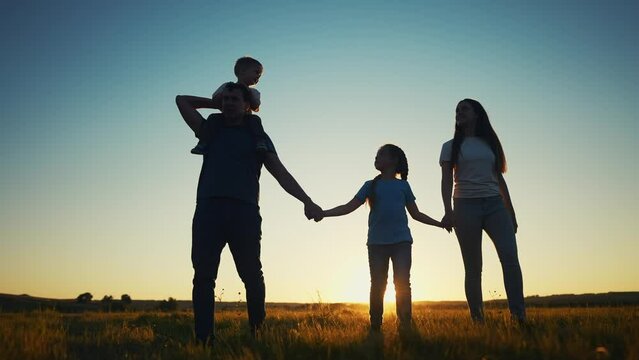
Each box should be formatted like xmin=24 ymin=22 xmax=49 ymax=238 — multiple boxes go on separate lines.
xmin=76 ymin=293 xmax=178 ymax=311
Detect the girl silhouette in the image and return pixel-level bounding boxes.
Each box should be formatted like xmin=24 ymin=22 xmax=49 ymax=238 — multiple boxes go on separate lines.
xmin=317 ymin=144 xmax=445 ymax=331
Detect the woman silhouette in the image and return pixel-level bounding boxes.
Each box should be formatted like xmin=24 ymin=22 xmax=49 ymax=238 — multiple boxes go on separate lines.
xmin=440 ymin=99 xmax=525 ymax=323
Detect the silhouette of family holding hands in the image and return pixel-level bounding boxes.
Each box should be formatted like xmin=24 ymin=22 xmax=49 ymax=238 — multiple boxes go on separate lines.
xmin=176 ymin=57 xmax=526 ymax=346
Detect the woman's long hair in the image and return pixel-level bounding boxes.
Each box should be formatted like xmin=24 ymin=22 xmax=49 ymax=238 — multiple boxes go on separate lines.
xmin=450 ymin=99 xmax=507 ymax=173
xmin=368 ymin=144 xmax=408 ymax=208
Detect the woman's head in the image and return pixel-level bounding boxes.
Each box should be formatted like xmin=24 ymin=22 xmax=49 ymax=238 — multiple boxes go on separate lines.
xmin=455 ymin=99 xmax=490 ymax=137
xmin=451 ymin=99 xmax=507 ymax=173
xmin=374 ymin=144 xmax=409 ymax=180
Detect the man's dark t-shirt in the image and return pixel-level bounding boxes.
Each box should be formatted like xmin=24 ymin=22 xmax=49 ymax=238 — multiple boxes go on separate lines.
xmin=195 ymin=114 xmax=276 ymax=205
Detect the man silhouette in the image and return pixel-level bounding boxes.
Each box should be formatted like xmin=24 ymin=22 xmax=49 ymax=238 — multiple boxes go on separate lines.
xmin=176 ymin=83 xmax=322 ymax=344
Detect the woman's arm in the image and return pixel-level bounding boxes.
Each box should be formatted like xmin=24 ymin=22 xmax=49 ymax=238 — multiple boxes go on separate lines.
xmin=497 ymin=173 xmax=518 ymax=233
xmin=322 ymin=197 xmax=365 ymax=218
xmin=440 ymin=161 xmax=455 ymax=230
xmin=406 ymin=202 xmax=443 ymax=228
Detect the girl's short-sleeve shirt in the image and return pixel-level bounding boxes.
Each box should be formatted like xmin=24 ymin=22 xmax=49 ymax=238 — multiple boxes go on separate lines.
xmin=355 ymin=179 xmax=416 ymax=245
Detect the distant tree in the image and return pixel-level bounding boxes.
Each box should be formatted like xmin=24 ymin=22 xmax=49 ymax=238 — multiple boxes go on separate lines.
xmin=158 ymin=297 xmax=178 ymax=312
xmin=114 ymin=294 xmax=132 ymax=312
xmin=76 ymin=292 xmax=93 ymax=304
xmin=101 ymin=295 xmax=113 ymax=312
xmin=121 ymin=294 xmax=132 ymax=305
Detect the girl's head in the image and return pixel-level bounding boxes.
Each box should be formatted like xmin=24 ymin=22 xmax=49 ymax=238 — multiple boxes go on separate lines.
xmin=451 ymin=99 xmax=507 ymax=173
xmin=368 ymin=144 xmax=409 ymax=209
xmin=374 ymin=144 xmax=409 ymax=180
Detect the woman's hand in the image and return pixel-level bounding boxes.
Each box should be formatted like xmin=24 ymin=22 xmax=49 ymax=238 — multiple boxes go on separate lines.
xmin=441 ymin=211 xmax=455 ymax=233
xmin=511 ymin=212 xmax=518 ymax=234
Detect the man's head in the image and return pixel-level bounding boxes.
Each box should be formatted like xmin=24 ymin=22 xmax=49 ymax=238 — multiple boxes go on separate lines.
xmin=234 ymin=57 xmax=263 ymax=86
xmin=221 ymin=83 xmax=252 ymax=118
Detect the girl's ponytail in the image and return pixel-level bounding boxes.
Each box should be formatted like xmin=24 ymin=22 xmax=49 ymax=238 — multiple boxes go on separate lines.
xmin=367 ymin=174 xmax=382 ymax=208
xmin=397 ymin=150 xmax=408 ymax=181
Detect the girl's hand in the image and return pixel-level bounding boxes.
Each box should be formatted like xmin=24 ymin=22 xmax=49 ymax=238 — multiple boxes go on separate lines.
xmin=435 ymin=221 xmax=451 ymax=233
xmin=314 ymin=211 xmax=325 ymax=222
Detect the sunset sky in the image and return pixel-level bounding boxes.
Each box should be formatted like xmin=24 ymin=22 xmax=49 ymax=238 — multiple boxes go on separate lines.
xmin=1 ymin=0 xmax=637 ymax=303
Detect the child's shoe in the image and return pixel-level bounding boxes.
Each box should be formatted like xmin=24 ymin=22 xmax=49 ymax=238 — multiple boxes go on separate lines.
xmin=191 ymin=141 xmax=208 ymax=155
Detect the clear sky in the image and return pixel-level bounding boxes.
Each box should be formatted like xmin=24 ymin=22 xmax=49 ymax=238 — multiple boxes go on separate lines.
xmin=1 ymin=0 xmax=637 ymax=303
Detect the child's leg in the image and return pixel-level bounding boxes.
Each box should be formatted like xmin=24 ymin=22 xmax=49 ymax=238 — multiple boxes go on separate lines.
xmin=247 ymin=115 xmax=268 ymax=152
xmin=368 ymin=245 xmax=390 ymax=330
xmin=391 ymin=242 xmax=412 ymax=326
xmin=191 ymin=115 xmax=221 ymax=155
xmin=191 ymin=140 xmax=208 ymax=155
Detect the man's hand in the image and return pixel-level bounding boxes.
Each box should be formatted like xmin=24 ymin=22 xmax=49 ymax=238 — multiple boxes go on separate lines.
xmin=304 ymin=201 xmax=322 ymax=221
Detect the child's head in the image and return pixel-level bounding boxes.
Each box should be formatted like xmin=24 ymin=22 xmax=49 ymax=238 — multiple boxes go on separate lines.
xmin=368 ymin=144 xmax=409 ymax=208
xmin=374 ymin=144 xmax=409 ymax=180
xmin=234 ymin=57 xmax=263 ymax=86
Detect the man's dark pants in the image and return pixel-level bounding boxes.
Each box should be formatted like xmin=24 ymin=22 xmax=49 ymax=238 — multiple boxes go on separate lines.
xmin=191 ymin=198 xmax=265 ymax=342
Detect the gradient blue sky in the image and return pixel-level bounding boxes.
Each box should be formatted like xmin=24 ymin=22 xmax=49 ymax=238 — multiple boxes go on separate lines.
xmin=1 ymin=0 xmax=637 ymax=303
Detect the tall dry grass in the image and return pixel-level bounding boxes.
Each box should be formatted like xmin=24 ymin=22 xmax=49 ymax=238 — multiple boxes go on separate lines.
xmin=0 ymin=305 xmax=637 ymax=359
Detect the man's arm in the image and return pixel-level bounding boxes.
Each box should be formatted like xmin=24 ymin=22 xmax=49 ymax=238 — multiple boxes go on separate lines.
xmin=175 ymin=95 xmax=217 ymax=134
xmin=264 ymin=152 xmax=321 ymax=219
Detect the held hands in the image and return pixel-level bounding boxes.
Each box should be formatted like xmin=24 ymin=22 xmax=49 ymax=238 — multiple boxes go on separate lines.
xmin=441 ymin=211 xmax=455 ymax=233
xmin=304 ymin=201 xmax=323 ymax=222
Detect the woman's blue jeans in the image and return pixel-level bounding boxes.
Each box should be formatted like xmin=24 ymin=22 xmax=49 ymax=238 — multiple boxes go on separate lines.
xmin=454 ymin=196 xmax=525 ymax=321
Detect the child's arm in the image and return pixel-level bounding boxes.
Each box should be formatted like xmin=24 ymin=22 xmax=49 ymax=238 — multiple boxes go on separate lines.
xmin=249 ymin=88 xmax=261 ymax=112
xmin=406 ymin=202 xmax=443 ymax=228
xmin=210 ymin=83 xmax=230 ymax=110
xmin=321 ymin=197 xmax=365 ymax=219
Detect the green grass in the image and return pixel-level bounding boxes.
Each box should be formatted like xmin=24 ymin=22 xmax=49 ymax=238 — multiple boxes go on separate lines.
xmin=1 ymin=305 xmax=637 ymax=359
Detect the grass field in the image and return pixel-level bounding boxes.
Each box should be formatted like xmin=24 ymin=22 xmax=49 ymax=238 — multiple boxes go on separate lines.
xmin=1 ymin=304 xmax=637 ymax=359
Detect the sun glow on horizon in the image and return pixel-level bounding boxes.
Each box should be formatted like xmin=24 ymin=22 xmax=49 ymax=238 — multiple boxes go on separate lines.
xmin=336 ymin=270 xmax=399 ymax=305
